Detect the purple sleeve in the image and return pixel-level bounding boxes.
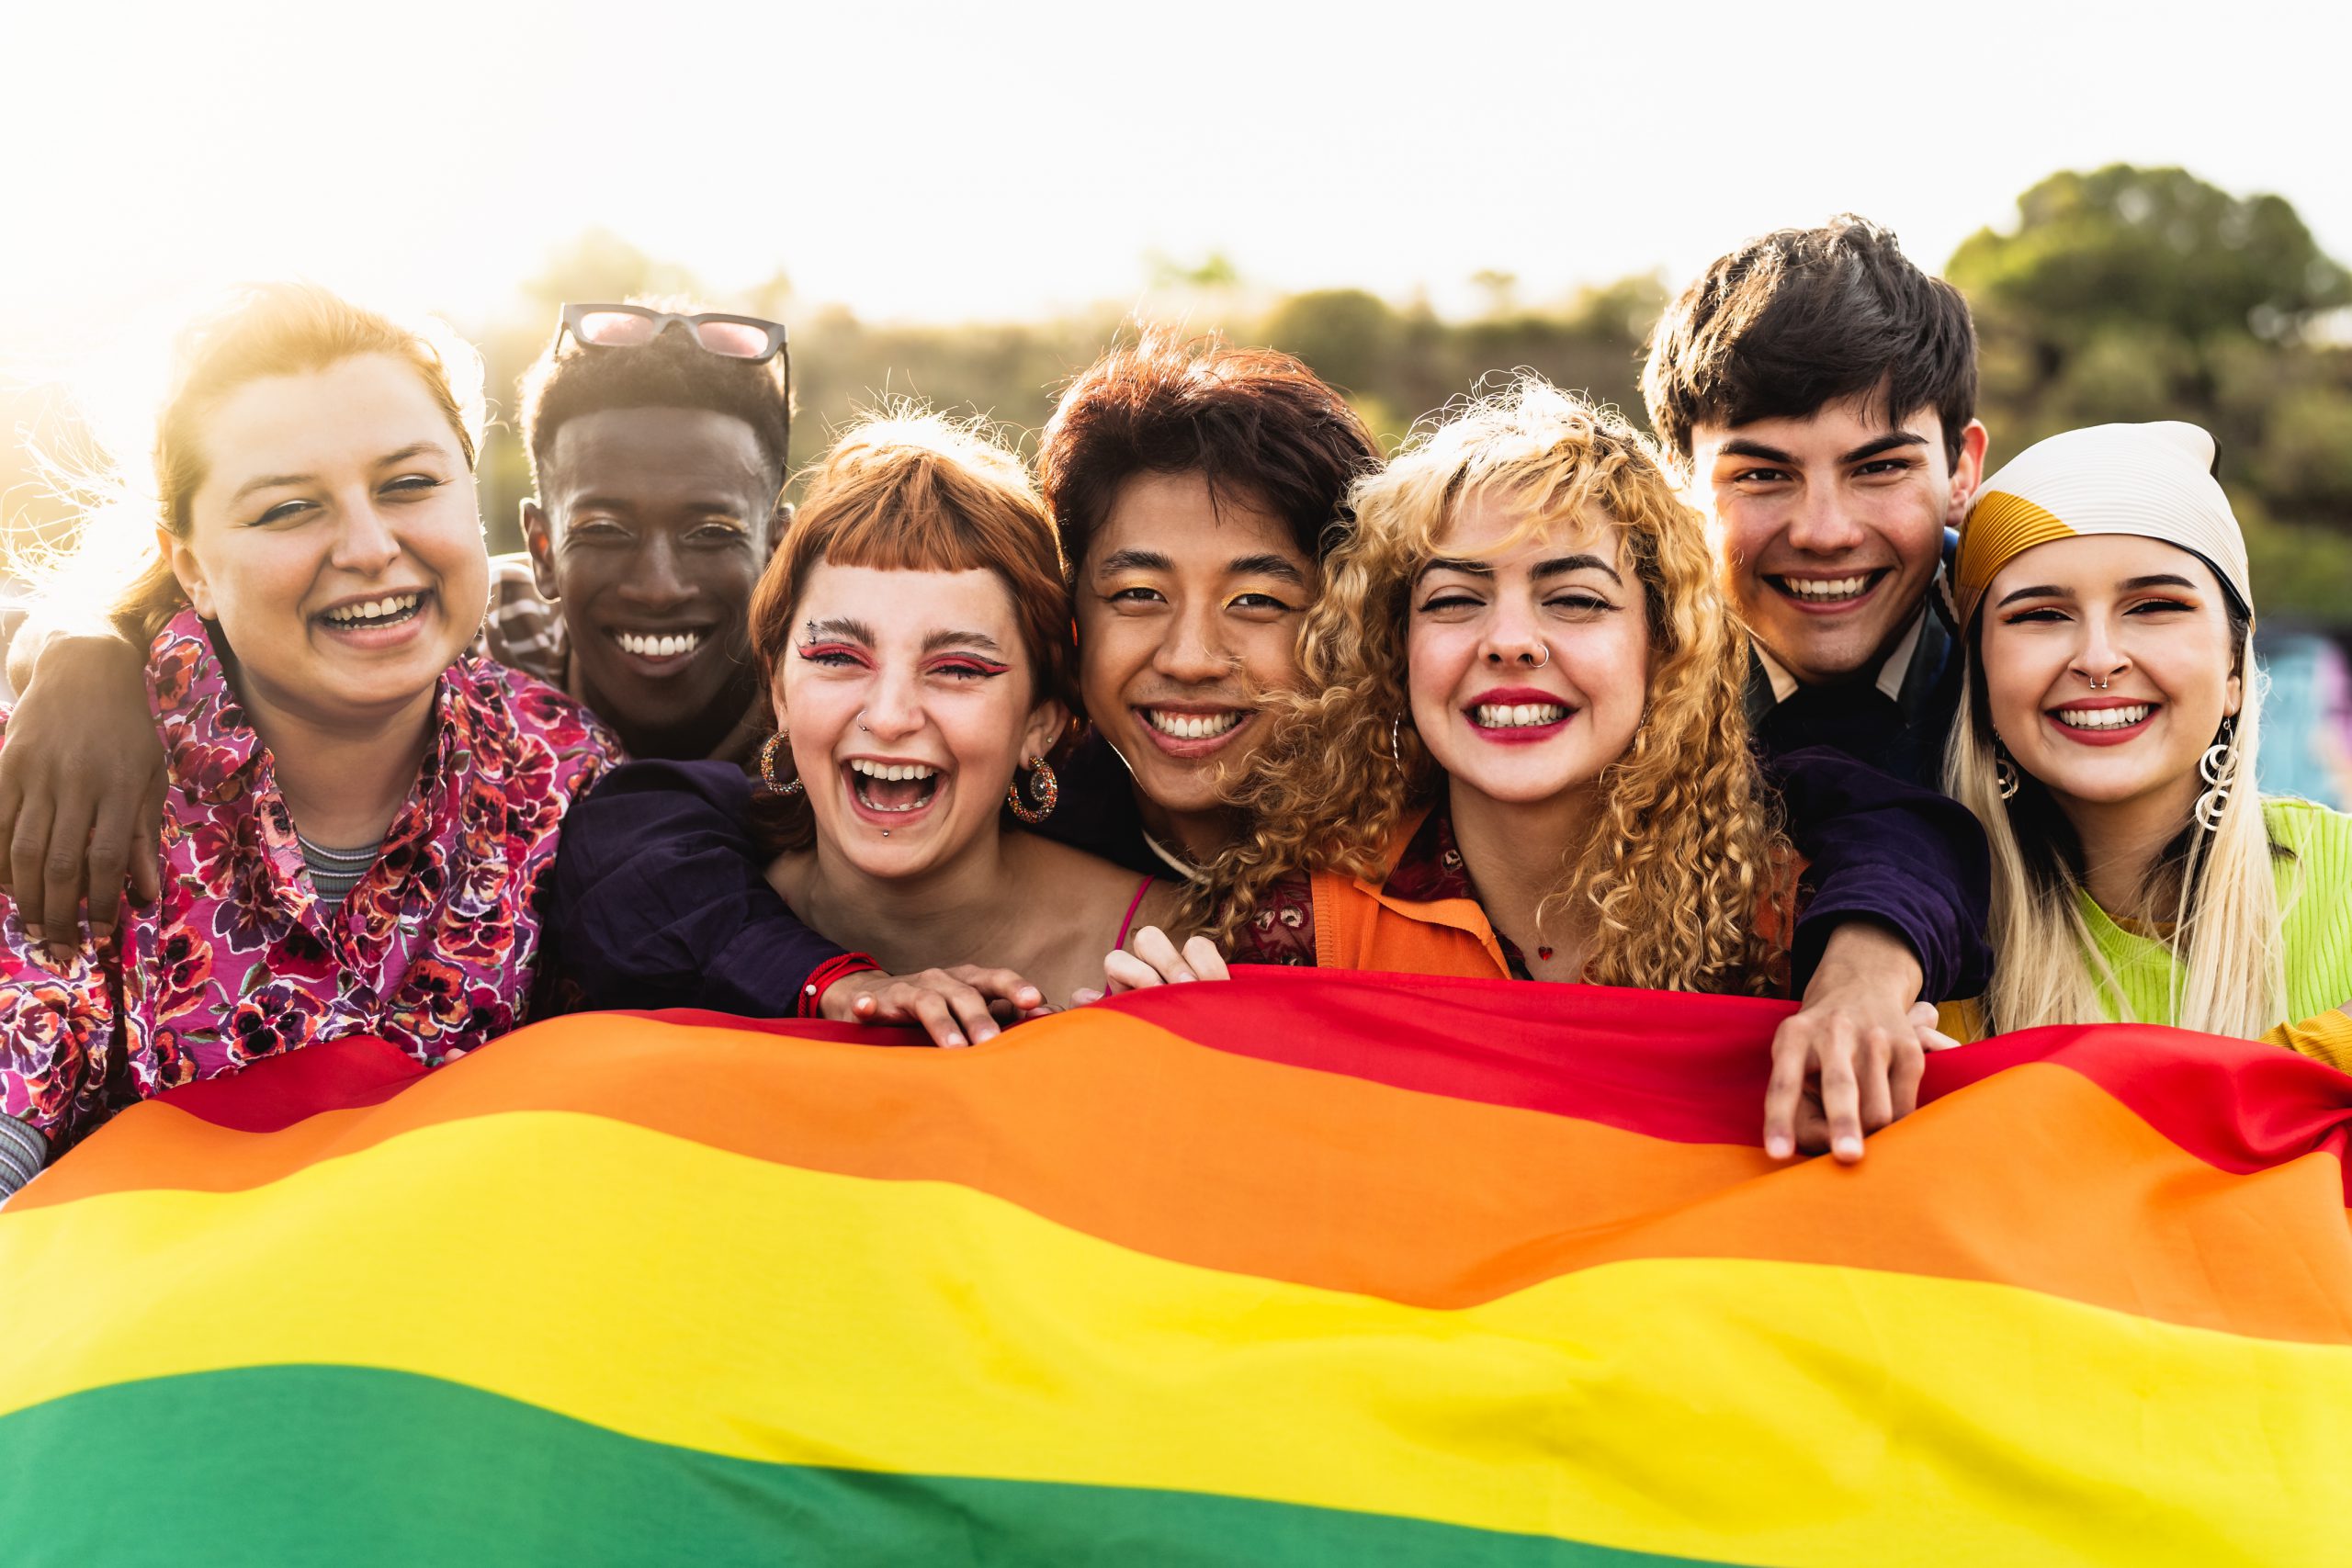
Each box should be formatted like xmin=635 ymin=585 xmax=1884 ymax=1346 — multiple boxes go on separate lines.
xmin=546 ymin=760 xmax=848 ymax=1018
xmin=1767 ymin=746 xmax=1993 ymax=1002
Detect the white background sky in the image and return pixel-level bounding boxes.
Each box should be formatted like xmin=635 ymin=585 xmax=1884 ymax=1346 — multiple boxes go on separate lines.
xmin=3 ymin=0 xmax=2347 ymax=351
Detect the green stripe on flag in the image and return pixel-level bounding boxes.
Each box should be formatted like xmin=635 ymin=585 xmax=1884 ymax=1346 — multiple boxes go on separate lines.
xmin=0 ymin=1365 xmax=1738 ymax=1567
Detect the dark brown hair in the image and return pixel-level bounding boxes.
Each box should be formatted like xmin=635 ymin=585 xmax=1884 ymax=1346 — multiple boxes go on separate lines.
xmin=1037 ymin=327 xmax=1382 ymax=576
xmin=1641 ymin=216 xmax=1978 ymax=467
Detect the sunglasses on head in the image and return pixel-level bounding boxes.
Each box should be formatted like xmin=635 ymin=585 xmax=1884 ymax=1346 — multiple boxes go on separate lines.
xmin=556 ymin=303 xmax=788 ymax=364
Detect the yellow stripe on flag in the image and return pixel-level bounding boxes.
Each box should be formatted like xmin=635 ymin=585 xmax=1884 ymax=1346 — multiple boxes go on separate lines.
xmin=2 ymin=1111 xmax=2346 ymax=1566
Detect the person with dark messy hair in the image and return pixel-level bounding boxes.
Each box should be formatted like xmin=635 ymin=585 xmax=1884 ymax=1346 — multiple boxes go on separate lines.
xmin=1643 ymin=216 xmax=1988 ymax=787
xmin=1035 ymin=327 xmax=1388 ymax=875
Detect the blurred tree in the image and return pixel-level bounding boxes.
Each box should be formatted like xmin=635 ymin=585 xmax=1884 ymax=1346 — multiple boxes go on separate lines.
xmin=1952 ymin=164 xmax=2352 ymax=626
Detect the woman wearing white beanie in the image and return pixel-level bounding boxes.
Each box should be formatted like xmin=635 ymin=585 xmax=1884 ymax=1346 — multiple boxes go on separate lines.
xmin=1941 ymin=422 xmax=2352 ymax=1059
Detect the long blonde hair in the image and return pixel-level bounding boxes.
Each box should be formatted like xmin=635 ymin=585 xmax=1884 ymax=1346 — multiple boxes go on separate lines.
xmin=26 ymin=283 xmax=484 ymax=648
xmin=1945 ymin=594 xmax=2285 ymax=1037
xmin=1199 ymin=376 xmax=1789 ymax=995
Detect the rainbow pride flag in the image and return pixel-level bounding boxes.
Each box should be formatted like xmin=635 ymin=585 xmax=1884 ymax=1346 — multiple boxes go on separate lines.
xmin=4 ymin=970 xmax=2351 ymax=1564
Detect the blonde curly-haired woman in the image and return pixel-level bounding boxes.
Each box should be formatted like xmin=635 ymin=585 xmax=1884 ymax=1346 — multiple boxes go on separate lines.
xmin=1174 ymin=376 xmax=1990 ymax=1160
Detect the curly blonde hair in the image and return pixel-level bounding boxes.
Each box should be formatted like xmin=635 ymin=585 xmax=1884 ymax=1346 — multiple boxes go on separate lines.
xmin=1197 ymin=376 xmax=1790 ymax=995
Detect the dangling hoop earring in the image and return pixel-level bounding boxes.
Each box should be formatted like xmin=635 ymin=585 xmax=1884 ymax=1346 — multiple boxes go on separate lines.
xmin=1992 ymin=737 xmax=2021 ymax=802
xmin=2194 ymin=716 xmax=2239 ymax=833
xmin=1389 ymin=714 xmax=1413 ymax=769
xmin=758 ymin=731 xmax=803 ymax=797
xmin=1007 ymin=755 xmax=1058 ymax=824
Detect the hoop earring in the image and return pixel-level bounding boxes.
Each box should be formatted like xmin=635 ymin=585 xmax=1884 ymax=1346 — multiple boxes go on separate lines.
xmin=758 ymin=731 xmax=803 ymax=797
xmin=1992 ymin=737 xmax=2020 ymax=802
xmin=2194 ymin=716 xmax=2239 ymax=833
xmin=1007 ymin=755 xmax=1058 ymax=825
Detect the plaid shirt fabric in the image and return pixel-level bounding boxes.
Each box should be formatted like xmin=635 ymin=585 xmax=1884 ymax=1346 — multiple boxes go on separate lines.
xmin=478 ymin=552 xmax=568 ymax=688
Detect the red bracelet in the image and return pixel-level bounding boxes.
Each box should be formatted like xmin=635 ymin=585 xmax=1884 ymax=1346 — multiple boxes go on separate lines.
xmin=798 ymin=953 xmax=883 ymax=1019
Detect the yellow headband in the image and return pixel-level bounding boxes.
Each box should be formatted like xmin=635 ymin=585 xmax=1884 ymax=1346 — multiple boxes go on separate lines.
xmin=1953 ymin=421 xmax=2250 ymax=628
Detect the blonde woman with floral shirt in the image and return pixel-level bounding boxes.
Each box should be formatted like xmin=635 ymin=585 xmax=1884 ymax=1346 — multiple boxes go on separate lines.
xmin=0 ymin=285 xmax=614 ymax=1200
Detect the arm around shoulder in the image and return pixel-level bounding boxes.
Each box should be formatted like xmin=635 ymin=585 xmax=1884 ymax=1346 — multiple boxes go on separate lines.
xmin=1770 ymin=745 xmax=1992 ymax=1001
xmin=548 ymin=760 xmax=849 ymax=1016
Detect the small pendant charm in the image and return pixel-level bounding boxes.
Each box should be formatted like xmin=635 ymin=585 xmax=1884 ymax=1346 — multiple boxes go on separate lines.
xmin=1537 ymin=946 xmax=1553 ymax=961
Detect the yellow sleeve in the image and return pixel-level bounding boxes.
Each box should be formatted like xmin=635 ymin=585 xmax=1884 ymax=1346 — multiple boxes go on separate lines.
xmin=2262 ymin=1009 xmax=2352 ymax=1073
xmin=1937 ymin=998 xmax=1988 ymax=1043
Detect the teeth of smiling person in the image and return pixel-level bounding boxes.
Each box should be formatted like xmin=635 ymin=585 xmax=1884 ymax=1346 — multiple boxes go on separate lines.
xmin=1143 ymin=709 xmax=1244 ymax=739
xmin=2053 ymin=704 xmax=2154 ymax=730
xmin=849 ymin=759 xmax=941 ymax=781
xmin=1474 ymin=703 xmax=1569 ymax=728
xmin=1781 ymin=575 xmax=1872 ymax=602
xmin=324 ymin=592 xmax=422 ymax=624
xmin=614 ymin=630 xmax=703 ymax=658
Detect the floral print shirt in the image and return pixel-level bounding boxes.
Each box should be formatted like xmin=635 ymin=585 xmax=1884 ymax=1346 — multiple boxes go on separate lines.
xmin=0 ymin=610 xmax=616 ymax=1168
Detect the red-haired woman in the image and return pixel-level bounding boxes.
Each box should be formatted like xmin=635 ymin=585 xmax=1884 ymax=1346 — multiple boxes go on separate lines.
xmin=548 ymin=411 xmax=1193 ymax=1044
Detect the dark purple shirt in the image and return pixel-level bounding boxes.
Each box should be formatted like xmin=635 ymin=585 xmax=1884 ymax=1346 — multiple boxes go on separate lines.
xmin=546 ymin=744 xmax=1989 ymax=1015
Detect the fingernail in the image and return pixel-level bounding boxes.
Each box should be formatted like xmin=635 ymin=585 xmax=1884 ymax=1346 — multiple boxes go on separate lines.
xmin=91 ymin=926 xmax=112 ymax=944
xmin=1836 ymin=1136 xmax=1863 ymax=1159
xmin=942 ymin=1032 xmax=967 ymax=1049
xmin=1171 ymin=972 xmax=1196 ymax=984
xmin=1766 ymin=1137 xmax=1791 ymax=1158
xmin=1018 ymin=989 xmax=1042 ymax=1006
xmin=23 ymin=925 xmax=41 ymax=942
xmin=971 ymin=1026 xmax=998 ymax=1043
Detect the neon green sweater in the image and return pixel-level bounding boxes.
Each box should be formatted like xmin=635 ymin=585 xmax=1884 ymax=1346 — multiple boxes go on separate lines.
xmin=1945 ymin=797 xmax=2352 ymax=1068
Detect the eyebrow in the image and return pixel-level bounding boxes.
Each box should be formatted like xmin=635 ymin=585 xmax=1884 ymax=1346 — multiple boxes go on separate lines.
xmin=1838 ymin=433 xmax=1928 ymax=464
xmin=1713 ymin=432 xmax=1926 ymax=467
xmin=1226 ymin=552 xmax=1310 ymax=586
xmin=1095 ymin=548 xmax=1171 ymax=576
xmin=228 ymin=441 xmax=453 ymax=504
xmin=1416 ymin=553 xmax=1621 ymax=584
xmin=922 ymin=629 xmax=1006 ymax=656
xmin=1995 ymin=571 xmax=2202 ymax=609
xmin=801 ymin=617 xmax=876 ymax=643
xmin=568 ymin=493 xmax=750 ymax=518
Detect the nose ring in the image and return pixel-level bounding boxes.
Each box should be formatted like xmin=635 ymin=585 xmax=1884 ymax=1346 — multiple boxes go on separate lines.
xmin=1521 ymin=645 xmax=1550 ymax=669
xmin=857 ymin=710 xmax=871 ymax=732
xmin=2087 ymin=675 xmax=2109 ymax=691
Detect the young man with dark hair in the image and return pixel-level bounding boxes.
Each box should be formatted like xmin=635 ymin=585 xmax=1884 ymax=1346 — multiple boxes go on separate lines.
xmin=1642 ymin=216 xmax=1988 ymax=785
xmin=1644 ymin=218 xmax=1994 ymax=1150
xmin=493 ymin=302 xmax=793 ymax=763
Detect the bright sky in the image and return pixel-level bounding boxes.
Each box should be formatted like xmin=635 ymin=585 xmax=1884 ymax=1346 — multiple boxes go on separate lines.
xmin=3 ymin=0 xmax=2347 ymax=353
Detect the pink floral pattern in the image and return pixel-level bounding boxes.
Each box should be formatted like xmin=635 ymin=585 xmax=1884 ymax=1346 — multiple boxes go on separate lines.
xmin=0 ymin=609 xmax=616 ymax=1156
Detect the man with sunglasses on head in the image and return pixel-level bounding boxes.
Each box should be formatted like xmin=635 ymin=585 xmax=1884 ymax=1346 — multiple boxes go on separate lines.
xmin=496 ymin=300 xmax=791 ymax=765
xmin=0 ymin=299 xmax=794 ymax=953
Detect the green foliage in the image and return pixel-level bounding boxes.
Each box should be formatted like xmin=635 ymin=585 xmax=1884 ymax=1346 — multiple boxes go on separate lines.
xmin=1951 ymin=164 xmax=2352 ymax=626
